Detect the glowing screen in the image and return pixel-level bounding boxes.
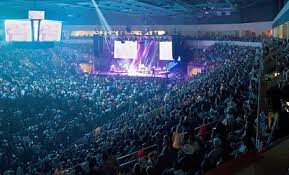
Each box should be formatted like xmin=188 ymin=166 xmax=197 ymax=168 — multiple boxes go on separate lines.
xmin=28 ymin=11 xmax=45 ymax=20
xmin=5 ymin=20 xmax=32 ymax=42
xmin=159 ymin=41 xmax=173 ymax=60
xmin=39 ymin=20 xmax=62 ymax=42
xmin=114 ymin=41 xmax=138 ymax=59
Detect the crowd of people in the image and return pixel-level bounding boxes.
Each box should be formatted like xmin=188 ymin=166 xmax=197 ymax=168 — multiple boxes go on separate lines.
xmin=69 ymin=32 xmax=266 ymax=42
xmin=0 ymin=45 xmax=169 ymax=174
xmin=187 ymin=34 xmax=267 ymax=42
xmin=191 ymin=44 xmax=246 ymax=66
xmin=0 ymin=42 xmax=262 ymax=175
xmin=262 ymin=38 xmax=289 ymax=143
xmin=116 ymin=44 xmax=260 ymax=175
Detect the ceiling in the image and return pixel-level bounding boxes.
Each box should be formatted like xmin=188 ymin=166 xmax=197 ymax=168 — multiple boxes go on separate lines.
xmin=0 ymin=0 xmax=276 ymax=25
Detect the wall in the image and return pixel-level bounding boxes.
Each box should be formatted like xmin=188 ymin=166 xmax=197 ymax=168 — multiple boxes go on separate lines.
xmin=64 ymin=21 xmax=272 ymax=37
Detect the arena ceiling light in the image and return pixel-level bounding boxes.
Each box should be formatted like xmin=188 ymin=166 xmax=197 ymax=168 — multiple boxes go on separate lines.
xmin=91 ymin=0 xmax=112 ymax=32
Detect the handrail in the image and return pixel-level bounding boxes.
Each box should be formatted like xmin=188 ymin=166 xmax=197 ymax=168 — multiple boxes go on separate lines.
xmin=119 ymin=160 xmax=137 ymax=168
xmin=138 ymin=106 xmax=165 ymax=118
xmin=117 ymin=144 xmax=158 ymax=161
xmin=256 ymin=49 xmax=263 ymax=148
xmin=193 ymin=120 xmax=219 ymax=131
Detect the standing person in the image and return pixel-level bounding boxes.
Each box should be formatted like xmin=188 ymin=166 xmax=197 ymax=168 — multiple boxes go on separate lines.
xmin=53 ymin=164 xmax=64 ymax=175
xmin=178 ymin=144 xmax=197 ymax=173
xmin=152 ymin=68 xmax=155 ymax=77
xmin=100 ymin=151 xmax=119 ymax=175
xmin=198 ymin=118 xmax=208 ymax=141
xmin=16 ymin=166 xmax=24 ymax=175
xmin=201 ymin=138 xmax=223 ymax=172
xmin=172 ymin=125 xmax=184 ymax=152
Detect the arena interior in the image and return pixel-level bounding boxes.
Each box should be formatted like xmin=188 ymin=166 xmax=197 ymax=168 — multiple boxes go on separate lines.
xmin=1 ymin=0 xmax=289 ymax=175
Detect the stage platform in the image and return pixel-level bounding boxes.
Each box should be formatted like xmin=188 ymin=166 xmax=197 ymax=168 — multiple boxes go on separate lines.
xmin=95 ymin=71 xmax=170 ymax=78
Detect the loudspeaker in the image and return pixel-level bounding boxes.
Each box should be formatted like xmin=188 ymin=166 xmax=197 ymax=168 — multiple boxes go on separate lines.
xmin=93 ymin=35 xmax=104 ymax=57
xmin=172 ymin=35 xmax=181 ymax=61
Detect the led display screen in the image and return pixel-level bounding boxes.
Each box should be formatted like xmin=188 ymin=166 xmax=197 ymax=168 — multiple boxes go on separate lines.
xmin=28 ymin=11 xmax=45 ymax=20
xmin=114 ymin=41 xmax=138 ymax=59
xmin=5 ymin=20 xmax=32 ymax=42
xmin=159 ymin=41 xmax=173 ymax=60
xmin=39 ymin=20 xmax=62 ymax=42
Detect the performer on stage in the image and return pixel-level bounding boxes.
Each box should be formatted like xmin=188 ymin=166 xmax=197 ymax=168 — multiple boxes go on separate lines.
xmin=152 ymin=67 xmax=155 ymax=77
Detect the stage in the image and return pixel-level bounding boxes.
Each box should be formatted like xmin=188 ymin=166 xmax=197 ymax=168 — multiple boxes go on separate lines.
xmin=95 ymin=71 xmax=170 ymax=78
xmin=78 ymin=62 xmax=172 ymax=78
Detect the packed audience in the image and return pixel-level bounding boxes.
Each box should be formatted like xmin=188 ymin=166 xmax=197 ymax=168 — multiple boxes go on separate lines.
xmin=187 ymin=34 xmax=267 ymax=42
xmin=262 ymin=38 xmax=289 ymax=143
xmin=191 ymin=44 xmax=246 ymax=66
xmin=0 ymin=42 xmax=262 ymax=175
xmin=0 ymin=45 xmax=168 ymax=174
xmin=116 ymin=44 xmax=260 ymax=175
xmin=69 ymin=33 xmax=267 ymax=42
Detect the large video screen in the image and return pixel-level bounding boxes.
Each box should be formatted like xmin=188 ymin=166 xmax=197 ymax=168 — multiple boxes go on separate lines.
xmin=114 ymin=41 xmax=138 ymax=59
xmin=5 ymin=20 xmax=32 ymax=42
xmin=29 ymin=11 xmax=45 ymax=20
xmin=39 ymin=20 xmax=62 ymax=42
xmin=159 ymin=41 xmax=173 ymax=61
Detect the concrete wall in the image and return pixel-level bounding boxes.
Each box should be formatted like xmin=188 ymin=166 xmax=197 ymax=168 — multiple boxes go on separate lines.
xmin=63 ymin=21 xmax=272 ymax=37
